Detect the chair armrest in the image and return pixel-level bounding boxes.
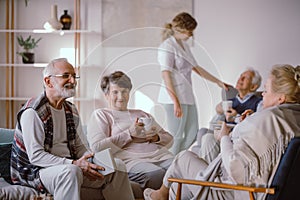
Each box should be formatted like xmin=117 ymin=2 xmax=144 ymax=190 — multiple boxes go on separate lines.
xmin=168 ymin=178 xmax=275 ymax=200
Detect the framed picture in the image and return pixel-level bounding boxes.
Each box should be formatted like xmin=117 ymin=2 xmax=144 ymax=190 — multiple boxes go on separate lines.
xmin=101 ymin=0 xmax=193 ymax=46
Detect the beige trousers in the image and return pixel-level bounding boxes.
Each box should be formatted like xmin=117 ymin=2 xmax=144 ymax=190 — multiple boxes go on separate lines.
xmin=162 ymin=151 xmax=208 ymax=200
xmin=39 ymin=159 xmax=134 ymax=200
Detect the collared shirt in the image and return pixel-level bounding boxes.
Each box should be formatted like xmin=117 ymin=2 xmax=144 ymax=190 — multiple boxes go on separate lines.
xmin=157 ymin=36 xmax=198 ymax=105
xmin=235 ymin=92 xmax=255 ymax=103
xmin=233 ymin=92 xmax=262 ymax=123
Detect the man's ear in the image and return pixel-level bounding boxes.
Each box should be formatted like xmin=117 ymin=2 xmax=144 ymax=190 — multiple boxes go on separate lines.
xmin=250 ymin=84 xmax=259 ymax=92
xmin=44 ymin=77 xmax=53 ymax=88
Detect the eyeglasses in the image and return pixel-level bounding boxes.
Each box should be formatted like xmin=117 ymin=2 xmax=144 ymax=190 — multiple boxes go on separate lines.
xmin=48 ymin=74 xmax=80 ymax=80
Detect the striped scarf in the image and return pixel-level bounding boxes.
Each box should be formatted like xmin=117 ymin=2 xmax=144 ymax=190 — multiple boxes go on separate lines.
xmin=10 ymin=92 xmax=79 ymax=192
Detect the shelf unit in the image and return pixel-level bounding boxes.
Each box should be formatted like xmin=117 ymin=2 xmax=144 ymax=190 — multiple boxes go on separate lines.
xmin=0 ymin=0 xmax=103 ymax=128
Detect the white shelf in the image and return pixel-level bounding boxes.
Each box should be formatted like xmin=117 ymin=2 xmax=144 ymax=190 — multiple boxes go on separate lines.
xmin=0 ymin=97 xmax=29 ymax=101
xmin=69 ymin=97 xmax=94 ymax=101
xmin=0 ymin=63 xmax=103 ymax=68
xmin=0 ymin=97 xmax=93 ymax=101
xmin=0 ymin=29 xmax=101 ymax=35
xmin=0 ymin=63 xmax=47 ymax=68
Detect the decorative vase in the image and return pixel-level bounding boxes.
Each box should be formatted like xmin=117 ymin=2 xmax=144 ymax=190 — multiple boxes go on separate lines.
xmin=60 ymin=10 xmax=72 ymax=30
xmin=22 ymin=52 xmax=34 ymax=64
xmin=43 ymin=4 xmax=63 ymax=31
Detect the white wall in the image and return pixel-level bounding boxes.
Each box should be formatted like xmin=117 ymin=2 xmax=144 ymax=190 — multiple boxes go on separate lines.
xmin=193 ymin=0 xmax=300 ymax=127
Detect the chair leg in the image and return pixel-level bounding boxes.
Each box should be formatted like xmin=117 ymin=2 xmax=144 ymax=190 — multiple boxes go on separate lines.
xmin=249 ymin=191 xmax=254 ymax=200
xmin=176 ymin=183 xmax=182 ymax=200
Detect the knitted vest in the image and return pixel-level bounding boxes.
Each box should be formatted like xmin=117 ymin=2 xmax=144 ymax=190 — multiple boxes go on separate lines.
xmin=230 ymin=95 xmax=262 ymax=115
xmin=10 ymin=92 xmax=79 ymax=192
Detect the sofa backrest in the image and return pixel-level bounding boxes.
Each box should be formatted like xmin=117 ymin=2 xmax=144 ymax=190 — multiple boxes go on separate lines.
xmin=0 ymin=128 xmax=14 ymax=184
xmin=266 ymin=137 xmax=300 ymax=200
xmin=0 ymin=128 xmax=14 ymax=144
xmin=221 ymin=86 xmax=262 ymax=101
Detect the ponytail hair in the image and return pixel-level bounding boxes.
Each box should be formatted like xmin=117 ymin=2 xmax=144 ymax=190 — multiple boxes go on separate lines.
xmin=161 ymin=12 xmax=197 ymax=41
xmin=161 ymin=23 xmax=174 ymax=41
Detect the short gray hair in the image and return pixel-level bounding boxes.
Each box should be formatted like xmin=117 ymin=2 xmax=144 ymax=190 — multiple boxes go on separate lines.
xmin=43 ymin=58 xmax=68 ymax=78
xmin=247 ymin=67 xmax=262 ymax=89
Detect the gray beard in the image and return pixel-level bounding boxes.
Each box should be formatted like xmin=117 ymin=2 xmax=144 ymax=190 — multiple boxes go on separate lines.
xmin=53 ymin=83 xmax=76 ymax=98
xmin=60 ymin=88 xmax=76 ymax=98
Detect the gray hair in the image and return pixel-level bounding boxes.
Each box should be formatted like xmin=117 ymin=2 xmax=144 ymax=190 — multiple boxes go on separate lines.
xmin=247 ymin=67 xmax=262 ymax=89
xmin=42 ymin=58 xmax=69 ymax=88
xmin=101 ymin=71 xmax=132 ymax=94
xmin=43 ymin=58 xmax=68 ymax=78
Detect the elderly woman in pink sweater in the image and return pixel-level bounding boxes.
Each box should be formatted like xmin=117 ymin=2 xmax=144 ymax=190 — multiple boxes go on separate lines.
xmin=87 ymin=71 xmax=174 ymax=192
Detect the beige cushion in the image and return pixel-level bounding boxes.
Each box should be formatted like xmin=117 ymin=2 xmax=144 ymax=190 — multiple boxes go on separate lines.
xmin=0 ymin=178 xmax=142 ymax=200
xmin=0 ymin=179 xmax=38 ymax=200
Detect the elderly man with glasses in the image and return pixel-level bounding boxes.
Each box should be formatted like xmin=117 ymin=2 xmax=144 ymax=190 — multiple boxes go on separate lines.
xmin=10 ymin=58 xmax=134 ymax=200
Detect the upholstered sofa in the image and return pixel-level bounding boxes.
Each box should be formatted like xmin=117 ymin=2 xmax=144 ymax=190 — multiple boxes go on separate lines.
xmin=0 ymin=128 xmax=143 ymax=200
xmin=0 ymin=128 xmax=41 ymax=200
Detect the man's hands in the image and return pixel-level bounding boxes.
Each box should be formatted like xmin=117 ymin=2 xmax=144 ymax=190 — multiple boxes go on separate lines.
xmin=225 ymin=108 xmax=254 ymax=123
xmin=225 ymin=108 xmax=238 ymax=122
xmin=72 ymin=153 xmax=105 ymax=181
xmin=240 ymin=109 xmax=254 ymax=121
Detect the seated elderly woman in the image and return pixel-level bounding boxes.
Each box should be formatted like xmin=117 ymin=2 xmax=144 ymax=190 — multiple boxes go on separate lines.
xmin=144 ymin=64 xmax=300 ymax=200
xmin=87 ymin=71 xmax=174 ymax=192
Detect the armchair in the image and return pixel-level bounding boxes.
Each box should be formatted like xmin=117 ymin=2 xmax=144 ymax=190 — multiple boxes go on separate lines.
xmin=169 ymin=137 xmax=300 ymax=200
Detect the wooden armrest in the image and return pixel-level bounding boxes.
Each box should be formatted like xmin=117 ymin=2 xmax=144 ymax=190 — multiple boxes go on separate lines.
xmin=168 ymin=178 xmax=275 ymax=200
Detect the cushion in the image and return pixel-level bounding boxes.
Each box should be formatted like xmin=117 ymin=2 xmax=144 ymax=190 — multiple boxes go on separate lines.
xmin=0 ymin=128 xmax=14 ymax=144
xmin=221 ymin=86 xmax=238 ymax=101
xmin=0 ymin=143 xmax=12 ymax=184
xmin=0 ymin=128 xmax=14 ymax=184
xmin=0 ymin=180 xmax=38 ymax=200
xmin=221 ymin=86 xmax=262 ymax=101
xmin=0 ymin=128 xmax=14 ymax=183
xmin=266 ymin=137 xmax=300 ymax=200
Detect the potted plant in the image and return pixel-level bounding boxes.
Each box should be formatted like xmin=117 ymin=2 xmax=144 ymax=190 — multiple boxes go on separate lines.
xmin=17 ymin=35 xmax=42 ymax=64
